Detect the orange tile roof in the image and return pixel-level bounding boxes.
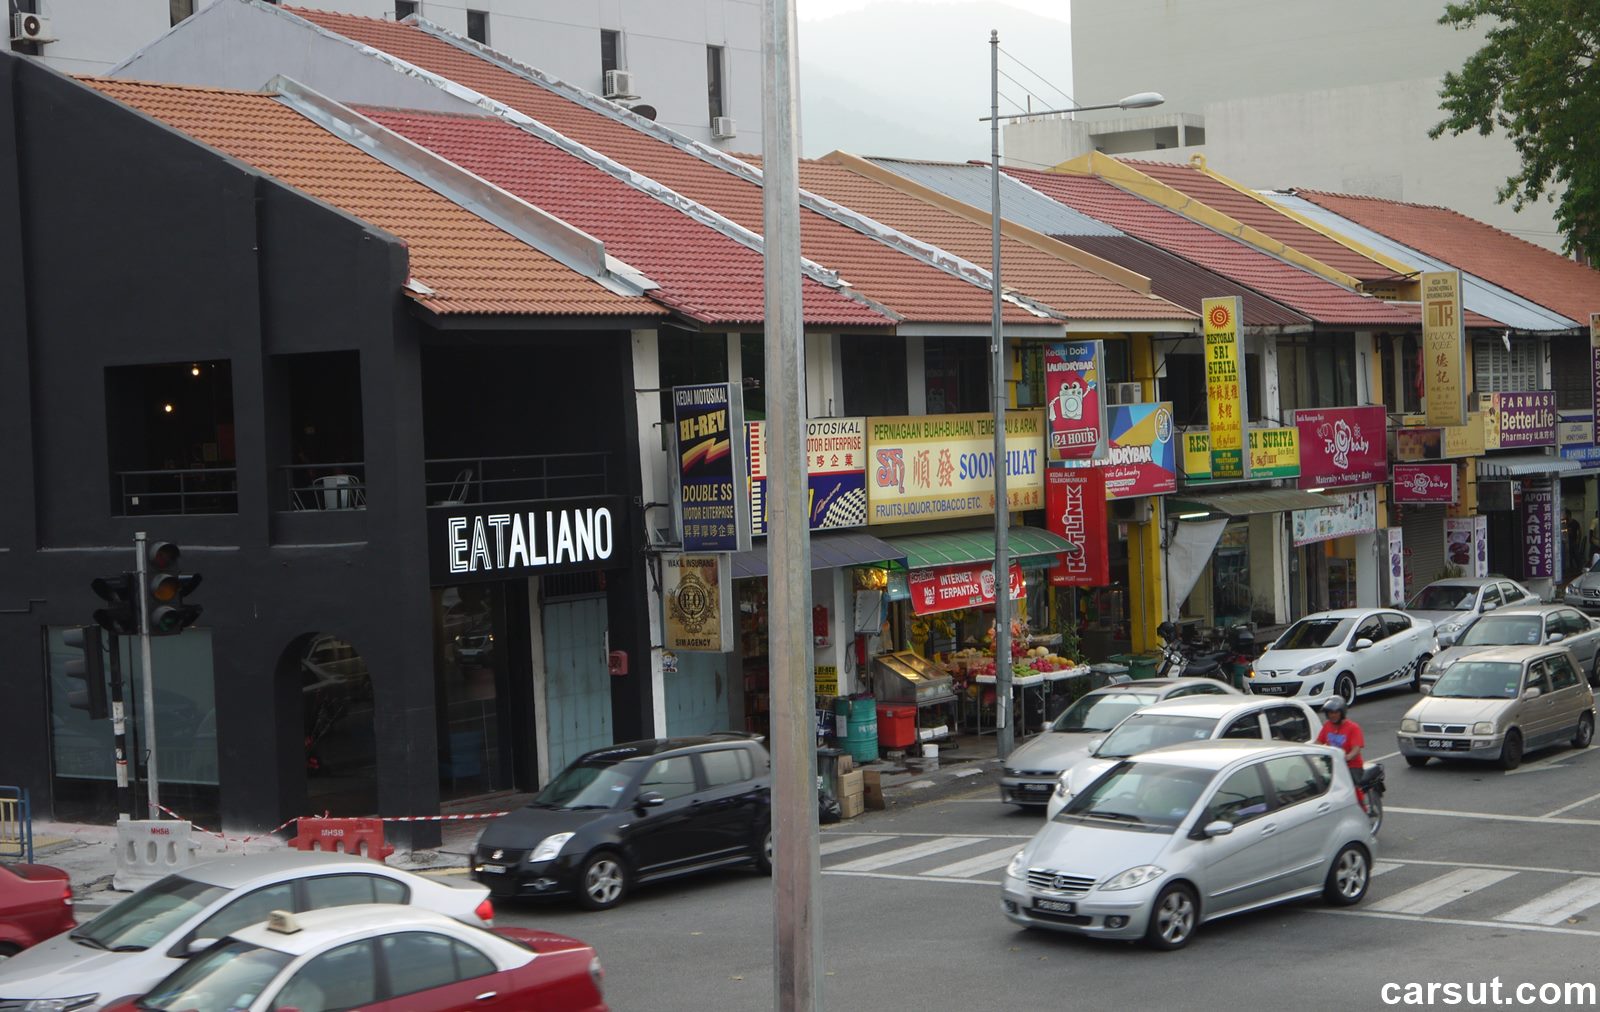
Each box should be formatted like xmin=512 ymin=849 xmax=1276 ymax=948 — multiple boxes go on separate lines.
xmin=286 ymin=9 xmax=1046 ymax=327
xmin=777 ymin=157 xmax=1194 ymax=323
xmin=83 ymin=77 xmax=666 ymax=319
xmin=1298 ymin=189 xmax=1600 ymax=326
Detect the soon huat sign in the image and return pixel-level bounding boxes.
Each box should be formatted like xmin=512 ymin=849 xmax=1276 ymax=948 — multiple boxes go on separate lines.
xmin=428 ymin=497 xmax=630 ymax=585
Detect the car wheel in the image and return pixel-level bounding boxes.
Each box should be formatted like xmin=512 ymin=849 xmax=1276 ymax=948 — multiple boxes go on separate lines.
xmin=1334 ymin=673 xmax=1357 ymax=708
xmin=576 ymin=850 xmax=629 ymax=911
xmin=1498 ymin=729 xmax=1524 ymax=771
xmin=1573 ymin=712 xmax=1595 ymax=750
xmin=1405 ymin=756 xmax=1430 ymax=768
xmin=755 ymin=827 xmax=773 ymax=875
xmin=1590 ymin=655 xmax=1600 ymax=689
xmin=1323 ymin=844 xmax=1370 ymax=906
xmin=1411 ymin=655 xmax=1430 ymax=692
xmin=0 ymin=942 xmax=18 ymax=960
xmin=1143 ymin=883 xmax=1199 ymax=951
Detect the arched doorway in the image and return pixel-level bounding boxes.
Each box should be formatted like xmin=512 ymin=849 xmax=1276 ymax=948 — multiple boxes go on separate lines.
xmin=278 ymin=632 xmax=377 ymax=816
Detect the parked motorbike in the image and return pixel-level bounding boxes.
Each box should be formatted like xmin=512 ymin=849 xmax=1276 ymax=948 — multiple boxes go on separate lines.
xmin=1357 ymin=763 xmax=1385 ymax=835
xmin=1155 ymin=622 xmax=1251 ymax=682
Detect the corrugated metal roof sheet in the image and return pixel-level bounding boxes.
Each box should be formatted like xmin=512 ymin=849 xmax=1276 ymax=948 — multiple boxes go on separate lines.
xmin=868 ymin=157 xmax=1122 ymax=238
xmin=1297 ymin=189 xmax=1600 ymax=326
xmin=1262 ymin=192 xmax=1578 ymax=332
xmin=1063 ymin=236 xmax=1311 ymax=328
xmin=1004 ymin=167 xmax=1421 ymax=328
xmin=84 ymin=77 xmax=666 ymax=319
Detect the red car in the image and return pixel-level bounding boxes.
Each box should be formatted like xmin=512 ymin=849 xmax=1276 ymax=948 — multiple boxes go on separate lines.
xmin=103 ymin=905 xmax=606 ymax=1011
xmin=0 ymin=862 xmax=75 ymax=956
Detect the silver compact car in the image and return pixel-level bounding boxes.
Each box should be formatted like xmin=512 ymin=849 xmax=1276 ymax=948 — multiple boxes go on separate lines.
xmin=1399 ymin=645 xmax=1596 ymax=769
xmin=1422 ymin=605 xmax=1600 ymax=689
xmin=999 ymin=678 xmax=1237 ymax=806
xmin=1002 ymin=740 xmax=1372 ymax=949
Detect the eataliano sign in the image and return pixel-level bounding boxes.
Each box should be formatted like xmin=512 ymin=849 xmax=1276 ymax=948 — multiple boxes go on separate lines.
xmin=427 ymin=497 xmax=630 ymax=585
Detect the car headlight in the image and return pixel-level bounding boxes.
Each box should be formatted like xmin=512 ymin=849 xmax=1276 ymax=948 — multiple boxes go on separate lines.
xmin=1400 ymin=718 xmax=1419 ymax=733
xmin=1100 ymin=865 xmax=1165 ymax=891
xmin=1296 ymin=659 xmax=1336 ymax=679
xmin=1006 ymin=850 xmax=1027 ymax=879
xmin=1472 ymin=722 xmax=1495 ymax=736
xmin=529 ymin=832 xmax=575 ymax=863
xmin=21 ymin=997 xmax=100 ymax=1011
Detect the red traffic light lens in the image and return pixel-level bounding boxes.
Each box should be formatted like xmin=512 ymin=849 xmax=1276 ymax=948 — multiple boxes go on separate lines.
xmin=149 ymin=542 xmax=180 ymax=572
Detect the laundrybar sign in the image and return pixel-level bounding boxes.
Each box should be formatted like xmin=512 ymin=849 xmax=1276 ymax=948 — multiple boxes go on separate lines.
xmin=427 ymin=498 xmax=630 ymax=585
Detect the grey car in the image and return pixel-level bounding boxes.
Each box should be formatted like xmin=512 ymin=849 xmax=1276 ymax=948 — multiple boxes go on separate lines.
xmin=999 ymin=678 xmax=1237 ymax=806
xmin=1002 ymin=740 xmax=1373 ymax=949
xmin=1423 ymin=605 xmax=1600 ymax=689
xmin=1406 ymin=577 xmax=1538 ymax=648
xmin=1563 ymin=558 xmax=1600 ymax=614
xmin=1399 ymin=645 xmax=1597 ymax=769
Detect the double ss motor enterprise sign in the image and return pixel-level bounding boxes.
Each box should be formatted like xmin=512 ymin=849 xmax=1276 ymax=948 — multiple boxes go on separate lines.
xmin=427 ymin=497 xmax=630 ymax=585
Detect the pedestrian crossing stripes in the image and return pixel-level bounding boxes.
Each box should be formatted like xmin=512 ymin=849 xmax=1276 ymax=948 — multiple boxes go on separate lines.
xmin=817 ymin=832 xmax=1600 ymax=933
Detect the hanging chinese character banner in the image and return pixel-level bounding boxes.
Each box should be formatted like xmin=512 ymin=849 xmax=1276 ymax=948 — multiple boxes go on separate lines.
xmin=1295 ymin=405 xmax=1388 ymax=489
xmin=1524 ymin=479 xmax=1557 ymax=579
xmin=1046 ymin=467 xmax=1109 ymax=588
xmin=746 ymin=418 xmax=867 ymax=535
xmin=672 ymin=383 xmax=750 ymax=552
xmin=1044 ymin=340 xmax=1108 ymax=461
xmin=1421 ymin=270 xmax=1467 ymax=427
xmin=1202 ymin=296 xmax=1249 ymax=480
xmin=865 ymin=411 xmax=1045 ymax=524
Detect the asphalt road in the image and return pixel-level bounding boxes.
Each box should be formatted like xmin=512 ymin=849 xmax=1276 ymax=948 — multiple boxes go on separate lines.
xmin=498 ymin=687 xmax=1600 ymax=1011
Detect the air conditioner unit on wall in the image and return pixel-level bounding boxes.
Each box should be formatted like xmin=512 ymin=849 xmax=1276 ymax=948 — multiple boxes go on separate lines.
xmin=1110 ymin=498 xmax=1151 ymax=523
xmin=603 ymin=69 xmax=636 ymax=99
xmin=11 ymin=12 xmax=54 ymax=42
xmin=712 ymin=116 xmax=737 ymax=140
xmin=1110 ymin=382 xmax=1143 ymax=405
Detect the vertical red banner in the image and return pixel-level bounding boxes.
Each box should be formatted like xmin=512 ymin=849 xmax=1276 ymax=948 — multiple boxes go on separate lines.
xmin=1047 ymin=467 xmax=1109 ymax=587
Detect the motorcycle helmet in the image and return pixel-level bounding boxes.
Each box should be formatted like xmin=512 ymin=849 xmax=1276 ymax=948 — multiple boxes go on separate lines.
xmin=1322 ymin=698 xmax=1347 ymax=716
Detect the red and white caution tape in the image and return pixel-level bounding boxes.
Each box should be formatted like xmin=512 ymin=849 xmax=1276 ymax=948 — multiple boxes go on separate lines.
xmin=380 ymin=812 xmax=509 ymax=823
xmin=153 ymin=804 xmax=303 ymax=849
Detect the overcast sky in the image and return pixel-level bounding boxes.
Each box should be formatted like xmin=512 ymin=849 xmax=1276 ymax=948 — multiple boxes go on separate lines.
xmin=797 ymin=0 xmax=1069 ymax=21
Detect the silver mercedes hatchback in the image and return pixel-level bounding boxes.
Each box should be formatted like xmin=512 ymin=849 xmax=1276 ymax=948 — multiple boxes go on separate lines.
xmin=1001 ymin=740 xmax=1373 ymax=949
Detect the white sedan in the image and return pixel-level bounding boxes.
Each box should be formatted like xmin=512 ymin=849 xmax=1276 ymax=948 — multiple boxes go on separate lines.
xmin=1249 ymin=608 xmax=1435 ymax=706
xmin=0 ymin=852 xmax=494 ymax=1012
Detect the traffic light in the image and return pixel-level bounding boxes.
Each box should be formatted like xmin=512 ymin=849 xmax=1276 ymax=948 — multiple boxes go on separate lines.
xmin=145 ymin=541 xmax=202 ymax=635
xmin=91 ymin=573 xmax=139 ymax=636
xmin=62 ymin=625 xmax=108 ymax=720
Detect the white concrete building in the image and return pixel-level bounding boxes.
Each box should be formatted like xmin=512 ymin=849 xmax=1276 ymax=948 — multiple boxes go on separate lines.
xmin=1002 ymin=0 xmax=1564 ymax=251
xmin=7 ymin=0 xmax=761 ymax=149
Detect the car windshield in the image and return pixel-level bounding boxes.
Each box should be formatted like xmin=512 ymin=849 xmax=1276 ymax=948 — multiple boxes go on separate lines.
xmin=532 ymin=760 xmax=633 ymax=810
xmin=1275 ymin=618 xmax=1355 ymax=650
xmin=1059 ymin=761 xmax=1215 ymax=832
xmin=1431 ymin=661 xmax=1523 ymax=699
xmin=1096 ymin=713 xmax=1216 ymax=758
xmin=73 ymin=874 xmax=226 ymax=951
xmin=1409 ymin=585 xmax=1478 ymax=611
xmin=1458 ymin=616 xmax=1542 ymax=647
xmin=137 ymin=939 xmax=293 ymax=1012
xmin=1050 ymin=691 xmax=1156 ymax=733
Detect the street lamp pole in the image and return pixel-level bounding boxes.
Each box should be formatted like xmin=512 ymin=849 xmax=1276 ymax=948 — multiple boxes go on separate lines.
xmin=989 ymin=30 xmax=1014 ymax=761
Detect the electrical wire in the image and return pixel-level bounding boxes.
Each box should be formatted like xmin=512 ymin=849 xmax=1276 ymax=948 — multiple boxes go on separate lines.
xmin=997 ymin=46 xmax=1076 ymax=108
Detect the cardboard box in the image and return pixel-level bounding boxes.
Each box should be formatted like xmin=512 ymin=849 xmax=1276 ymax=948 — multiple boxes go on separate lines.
xmin=837 ymin=753 xmax=854 ymax=776
xmin=839 ymin=793 xmax=865 ymax=819
xmin=839 ymin=769 xmax=864 ymax=799
xmin=862 ymin=770 xmax=885 ymax=810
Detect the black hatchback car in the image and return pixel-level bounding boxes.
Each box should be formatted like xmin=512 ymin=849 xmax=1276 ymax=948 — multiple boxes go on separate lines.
xmin=471 ymin=734 xmax=771 ymax=910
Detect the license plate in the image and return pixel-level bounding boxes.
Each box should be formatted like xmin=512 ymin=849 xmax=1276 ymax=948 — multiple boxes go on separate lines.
xmin=1424 ymin=738 xmax=1466 ymax=751
xmin=1034 ymin=898 xmax=1076 ymax=915
xmin=477 ymin=864 xmax=507 ymax=874
xmin=1020 ymin=784 xmax=1051 ymax=794
xmin=1253 ymin=684 xmax=1288 ymax=695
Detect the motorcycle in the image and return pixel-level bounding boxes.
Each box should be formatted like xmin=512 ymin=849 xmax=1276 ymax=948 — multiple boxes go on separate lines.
xmin=1155 ymin=622 xmax=1248 ymax=682
xmin=1357 ymin=763 xmax=1385 ymax=835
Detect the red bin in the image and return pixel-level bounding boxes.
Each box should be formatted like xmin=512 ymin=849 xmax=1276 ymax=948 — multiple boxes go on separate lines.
xmin=876 ymin=705 xmax=917 ymax=749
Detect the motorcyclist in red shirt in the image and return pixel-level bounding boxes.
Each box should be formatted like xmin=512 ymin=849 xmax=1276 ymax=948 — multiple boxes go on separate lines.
xmin=1317 ymin=698 xmax=1366 ymax=806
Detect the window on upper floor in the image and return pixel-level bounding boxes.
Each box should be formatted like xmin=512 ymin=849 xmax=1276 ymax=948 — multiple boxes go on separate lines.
xmin=1551 ymin=338 xmax=1587 ymax=409
xmin=275 ymin=351 xmax=366 ymax=513
xmin=395 ymin=0 xmax=418 ymax=21
xmin=169 ymin=0 xmax=195 ymax=27
xmin=1473 ymin=334 xmax=1540 ymax=394
xmin=1163 ymin=348 xmax=1262 ymax=429
xmin=466 ymin=9 xmax=488 ymax=43
xmin=1276 ymin=332 xmax=1357 ymax=413
xmin=707 ymin=45 xmax=727 ymax=124
xmin=1017 ymin=339 xmax=1132 ymax=408
xmin=105 ymin=360 xmax=237 ymax=516
xmin=925 ymin=336 xmax=990 ymax=414
xmin=842 ymin=337 xmax=908 ymax=416
xmin=601 ymin=29 xmax=622 ymax=76
xmin=1380 ymin=332 xmax=1422 ymax=415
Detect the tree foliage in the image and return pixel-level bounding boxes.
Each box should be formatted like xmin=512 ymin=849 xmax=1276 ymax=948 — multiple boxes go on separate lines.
xmin=1431 ymin=0 xmax=1600 ymax=260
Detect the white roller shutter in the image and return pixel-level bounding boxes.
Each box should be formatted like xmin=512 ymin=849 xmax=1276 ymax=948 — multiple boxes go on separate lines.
xmin=1400 ymin=504 xmax=1448 ymax=597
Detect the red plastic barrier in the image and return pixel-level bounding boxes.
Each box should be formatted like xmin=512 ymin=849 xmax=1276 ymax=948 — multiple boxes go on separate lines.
xmin=289 ymin=817 xmax=393 ymax=862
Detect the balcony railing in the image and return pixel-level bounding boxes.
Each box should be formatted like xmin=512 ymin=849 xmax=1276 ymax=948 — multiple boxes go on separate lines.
xmin=281 ymin=462 xmax=368 ymax=512
xmin=424 ymin=452 xmax=612 ymax=506
xmin=115 ymin=466 xmax=238 ymax=516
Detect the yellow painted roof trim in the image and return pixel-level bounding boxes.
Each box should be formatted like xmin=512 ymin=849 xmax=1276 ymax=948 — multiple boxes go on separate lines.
xmin=1185 ymin=156 xmax=1420 ymax=280
xmin=824 ymin=150 xmax=1171 ymax=302
xmin=1052 ymin=151 xmax=1366 ymax=292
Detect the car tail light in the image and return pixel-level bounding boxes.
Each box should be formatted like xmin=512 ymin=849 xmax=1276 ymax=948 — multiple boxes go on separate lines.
xmin=589 ymin=955 xmax=604 ymax=995
xmin=474 ymin=898 xmax=495 ymax=925
xmin=62 ymin=882 xmax=74 ymax=907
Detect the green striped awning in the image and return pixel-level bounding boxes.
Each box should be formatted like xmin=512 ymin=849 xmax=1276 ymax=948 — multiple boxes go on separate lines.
xmin=885 ymin=526 xmax=1077 ymax=570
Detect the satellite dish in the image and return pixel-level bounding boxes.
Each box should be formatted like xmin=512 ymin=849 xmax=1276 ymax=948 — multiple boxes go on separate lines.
xmin=628 ymin=103 xmax=658 ymax=122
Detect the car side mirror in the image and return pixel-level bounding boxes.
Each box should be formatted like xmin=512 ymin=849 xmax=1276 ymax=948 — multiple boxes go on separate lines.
xmin=1523 ymin=687 xmax=1542 ymax=700
xmin=1192 ymin=819 xmax=1234 ymax=840
xmin=1437 ymin=632 xmax=1456 ymax=649
xmin=1352 ymin=638 xmax=1373 ymax=651
xmin=636 ymin=790 xmax=666 ymax=810
xmin=1482 ymin=601 xmax=1499 ymax=612
xmin=184 ymin=937 xmax=219 ymax=957
xmin=1087 ymin=738 xmax=1105 ymax=753
xmin=1548 ymin=633 xmax=1565 ymax=644
xmin=1420 ymin=683 xmax=1431 ymax=695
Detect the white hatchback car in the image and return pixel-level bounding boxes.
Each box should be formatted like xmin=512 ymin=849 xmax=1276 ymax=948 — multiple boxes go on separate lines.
xmin=0 ymin=852 xmax=493 ymax=1012
xmin=1250 ymin=608 xmax=1435 ymax=705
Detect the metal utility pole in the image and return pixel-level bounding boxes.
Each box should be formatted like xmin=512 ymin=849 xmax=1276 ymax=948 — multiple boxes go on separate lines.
xmin=990 ymin=30 xmax=1014 ymax=760
xmin=762 ymin=0 xmax=820 ymax=1008
xmin=134 ymin=531 xmax=161 ymax=819
xmin=107 ymin=633 xmax=134 ymax=819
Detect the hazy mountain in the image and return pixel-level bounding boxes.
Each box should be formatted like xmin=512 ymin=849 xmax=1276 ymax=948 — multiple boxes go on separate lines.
xmin=798 ymin=1 xmax=1073 ymax=161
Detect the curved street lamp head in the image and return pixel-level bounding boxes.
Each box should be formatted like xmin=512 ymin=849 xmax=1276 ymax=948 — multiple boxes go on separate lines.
xmin=1118 ymin=91 xmax=1166 ymax=110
